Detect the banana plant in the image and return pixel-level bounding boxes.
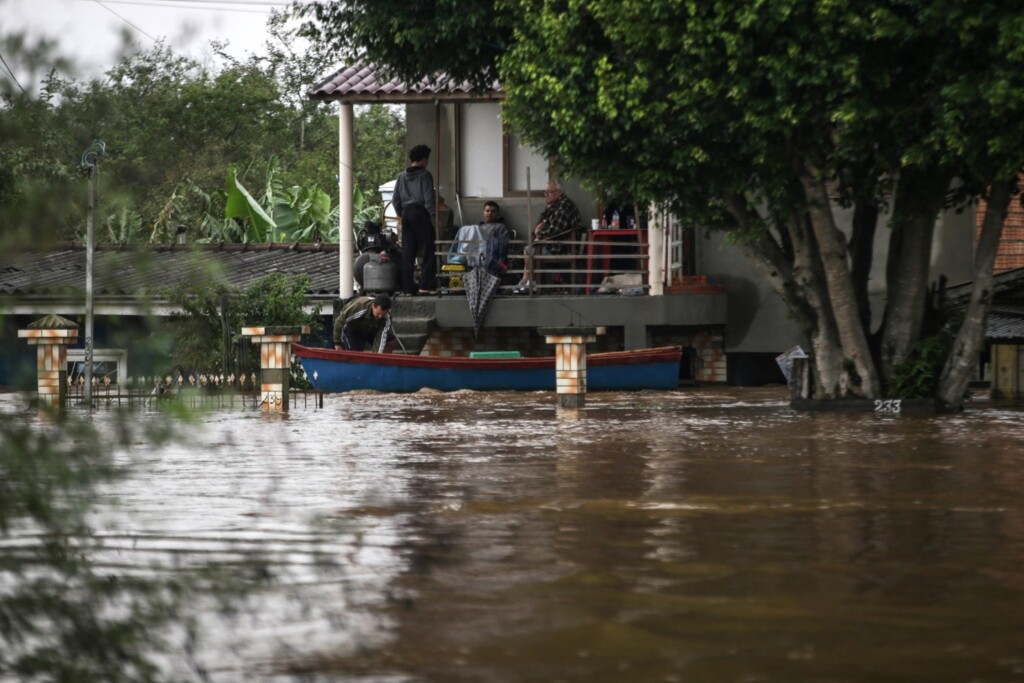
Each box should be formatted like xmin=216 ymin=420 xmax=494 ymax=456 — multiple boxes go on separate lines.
xmin=224 ymin=167 xmax=276 ymax=243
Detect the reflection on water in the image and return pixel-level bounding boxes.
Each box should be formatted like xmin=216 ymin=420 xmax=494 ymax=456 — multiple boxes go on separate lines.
xmin=4 ymin=388 xmax=1024 ymax=681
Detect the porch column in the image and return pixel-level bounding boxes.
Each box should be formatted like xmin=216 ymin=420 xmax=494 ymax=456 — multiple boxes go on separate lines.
xmin=648 ymin=202 xmax=665 ymax=296
xmin=339 ymin=103 xmax=355 ymax=299
xmin=240 ymin=325 xmax=310 ymax=411
xmin=18 ymin=314 xmax=80 ymax=412
xmin=541 ymin=326 xmax=598 ymax=408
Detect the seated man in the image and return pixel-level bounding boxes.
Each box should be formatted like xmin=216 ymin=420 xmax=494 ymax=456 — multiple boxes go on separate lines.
xmin=448 ymin=201 xmax=508 ymax=268
xmin=516 ymin=183 xmax=585 ymax=292
xmin=333 ymin=295 xmax=395 ymax=353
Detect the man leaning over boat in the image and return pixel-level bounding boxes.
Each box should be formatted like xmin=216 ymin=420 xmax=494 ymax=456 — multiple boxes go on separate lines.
xmin=333 ymin=295 xmax=396 ymax=353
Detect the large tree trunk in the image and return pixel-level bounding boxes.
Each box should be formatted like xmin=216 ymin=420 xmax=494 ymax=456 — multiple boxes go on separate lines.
xmin=728 ymin=196 xmax=850 ymax=399
xmin=936 ymin=178 xmax=1014 ymax=411
xmin=785 ymin=211 xmax=847 ymax=397
xmin=878 ymin=169 xmax=950 ymax=383
xmin=733 ymin=200 xmax=851 ymax=397
xmin=848 ymin=196 xmax=878 ymax=333
xmin=800 ymin=171 xmax=882 ymax=397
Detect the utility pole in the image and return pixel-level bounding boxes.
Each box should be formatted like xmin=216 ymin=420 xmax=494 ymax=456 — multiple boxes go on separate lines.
xmin=80 ymin=140 xmax=106 ymax=408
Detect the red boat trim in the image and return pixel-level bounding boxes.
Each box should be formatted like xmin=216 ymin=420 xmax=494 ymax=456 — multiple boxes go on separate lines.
xmin=292 ymin=344 xmax=681 ymax=371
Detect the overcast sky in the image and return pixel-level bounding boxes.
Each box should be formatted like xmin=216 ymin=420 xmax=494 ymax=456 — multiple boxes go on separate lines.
xmin=4 ymin=0 xmax=290 ymax=87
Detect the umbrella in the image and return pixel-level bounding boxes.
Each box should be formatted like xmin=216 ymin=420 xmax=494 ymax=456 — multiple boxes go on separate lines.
xmin=464 ymin=266 xmax=501 ymax=337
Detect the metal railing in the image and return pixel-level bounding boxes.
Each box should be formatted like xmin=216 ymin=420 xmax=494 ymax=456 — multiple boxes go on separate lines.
xmin=435 ymin=236 xmax=649 ymax=295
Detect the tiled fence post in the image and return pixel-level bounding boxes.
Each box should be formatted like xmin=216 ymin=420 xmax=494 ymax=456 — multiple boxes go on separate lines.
xmin=240 ymin=325 xmax=310 ymax=412
xmin=18 ymin=314 xmax=80 ymax=412
xmin=540 ymin=326 xmax=598 ymax=409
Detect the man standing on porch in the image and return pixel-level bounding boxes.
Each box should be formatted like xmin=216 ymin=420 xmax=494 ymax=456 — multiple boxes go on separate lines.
xmin=392 ymin=144 xmax=438 ymax=295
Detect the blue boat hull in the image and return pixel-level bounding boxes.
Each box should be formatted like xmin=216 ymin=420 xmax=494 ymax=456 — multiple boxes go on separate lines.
xmin=293 ymin=344 xmax=681 ymax=393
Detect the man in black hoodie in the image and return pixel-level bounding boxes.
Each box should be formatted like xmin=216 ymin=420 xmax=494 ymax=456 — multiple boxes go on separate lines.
xmin=392 ymin=145 xmax=438 ymax=295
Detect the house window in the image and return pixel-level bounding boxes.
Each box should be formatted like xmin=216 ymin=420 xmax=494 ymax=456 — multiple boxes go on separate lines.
xmin=458 ymin=102 xmax=547 ymax=198
xmin=67 ymin=348 xmax=127 ymax=386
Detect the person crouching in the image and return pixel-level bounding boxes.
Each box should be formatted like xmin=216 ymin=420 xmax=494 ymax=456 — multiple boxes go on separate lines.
xmin=333 ymin=295 xmax=396 ymax=353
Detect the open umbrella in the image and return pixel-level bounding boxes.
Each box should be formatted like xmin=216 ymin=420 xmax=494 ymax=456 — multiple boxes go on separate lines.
xmin=464 ymin=266 xmax=501 ymax=337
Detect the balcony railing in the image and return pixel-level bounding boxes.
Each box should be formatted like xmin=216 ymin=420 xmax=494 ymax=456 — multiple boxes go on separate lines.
xmin=435 ymin=234 xmax=649 ymax=295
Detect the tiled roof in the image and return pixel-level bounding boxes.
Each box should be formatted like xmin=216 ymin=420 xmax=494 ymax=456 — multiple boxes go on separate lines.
xmin=0 ymin=242 xmax=343 ymax=303
xmin=309 ymin=63 xmax=503 ymax=103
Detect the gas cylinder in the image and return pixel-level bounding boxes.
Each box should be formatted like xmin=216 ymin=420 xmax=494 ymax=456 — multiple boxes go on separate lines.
xmin=362 ymin=255 xmax=400 ymax=293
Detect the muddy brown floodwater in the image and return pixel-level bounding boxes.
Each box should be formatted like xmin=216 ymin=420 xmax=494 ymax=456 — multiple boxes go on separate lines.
xmin=5 ymin=387 xmax=1024 ymax=681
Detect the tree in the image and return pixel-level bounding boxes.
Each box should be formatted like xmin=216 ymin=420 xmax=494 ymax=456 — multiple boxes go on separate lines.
xmin=354 ymin=104 xmax=406 ymax=202
xmin=296 ymin=0 xmax=511 ymax=89
xmin=299 ymin=0 xmax=1024 ymax=409
xmin=164 ymin=272 xmax=322 ymax=377
xmin=2 ymin=23 xmax=404 ymax=247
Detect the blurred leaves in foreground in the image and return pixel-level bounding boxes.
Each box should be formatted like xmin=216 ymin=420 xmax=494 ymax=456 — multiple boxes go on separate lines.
xmin=0 ymin=404 xmax=254 ymax=680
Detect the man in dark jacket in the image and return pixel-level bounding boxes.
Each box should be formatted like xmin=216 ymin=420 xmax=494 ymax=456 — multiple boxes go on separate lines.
xmin=333 ymin=295 xmax=395 ymax=353
xmin=392 ymin=144 xmax=438 ymax=295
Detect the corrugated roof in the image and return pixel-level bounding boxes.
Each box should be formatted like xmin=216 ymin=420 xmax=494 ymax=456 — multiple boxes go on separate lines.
xmin=0 ymin=242 xmax=343 ymax=302
xmin=988 ymin=304 xmax=1024 ymax=341
xmin=944 ymin=266 xmax=1024 ymax=304
xmin=309 ymin=62 xmax=503 ymax=103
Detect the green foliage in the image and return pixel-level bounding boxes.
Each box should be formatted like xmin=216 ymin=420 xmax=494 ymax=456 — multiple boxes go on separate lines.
xmin=164 ymin=273 xmax=322 ymax=378
xmin=224 ymin=167 xmax=277 ymax=242
xmin=352 ymin=104 xmax=407 ymax=201
xmin=0 ymin=26 xmax=405 ymax=245
xmin=294 ymin=0 xmax=511 ymax=90
xmin=888 ymin=335 xmax=950 ymax=399
xmin=0 ymin=409 xmax=210 ymax=681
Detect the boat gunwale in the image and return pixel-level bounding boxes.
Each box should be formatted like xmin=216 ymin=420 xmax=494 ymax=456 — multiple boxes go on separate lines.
xmin=292 ymin=343 xmax=682 ymax=371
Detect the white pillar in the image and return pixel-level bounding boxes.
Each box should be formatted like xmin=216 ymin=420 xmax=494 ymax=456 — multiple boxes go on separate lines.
xmin=339 ymin=104 xmax=355 ymax=299
xmin=648 ymin=202 xmax=665 ymax=296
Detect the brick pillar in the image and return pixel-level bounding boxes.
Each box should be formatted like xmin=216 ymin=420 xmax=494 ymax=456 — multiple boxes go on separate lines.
xmin=240 ymin=325 xmax=310 ymax=411
xmin=540 ymin=326 xmax=598 ymax=408
xmin=18 ymin=314 xmax=80 ymax=411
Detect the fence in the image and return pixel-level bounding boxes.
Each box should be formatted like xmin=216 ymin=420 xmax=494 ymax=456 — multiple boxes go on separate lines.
xmin=434 ymin=235 xmax=649 ymax=294
xmin=61 ymin=374 xmax=324 ymax=410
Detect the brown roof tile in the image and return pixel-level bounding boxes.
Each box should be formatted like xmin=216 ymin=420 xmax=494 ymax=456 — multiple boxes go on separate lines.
xmin=309 ymin=62 xmax=502 ymax=103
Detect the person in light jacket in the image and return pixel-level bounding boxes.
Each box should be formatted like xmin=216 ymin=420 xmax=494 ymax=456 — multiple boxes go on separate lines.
xmin=392 ymin=145 xmax=438 ymax=295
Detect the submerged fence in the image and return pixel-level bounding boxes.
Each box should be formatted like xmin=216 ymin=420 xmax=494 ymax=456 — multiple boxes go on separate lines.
xmin=61 ymin=373 xmax=324 ymax=410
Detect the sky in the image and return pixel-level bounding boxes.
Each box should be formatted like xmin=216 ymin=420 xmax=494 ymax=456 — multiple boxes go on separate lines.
xmin=4 ymin=0 xmax=290 ymax=88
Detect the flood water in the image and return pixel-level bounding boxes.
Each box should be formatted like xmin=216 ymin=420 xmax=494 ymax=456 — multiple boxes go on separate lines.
xmin=4 ymin=387 xmax=1024 ymax=681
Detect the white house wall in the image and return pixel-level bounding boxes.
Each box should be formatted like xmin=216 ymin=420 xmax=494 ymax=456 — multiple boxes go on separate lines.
xmin=406 ymin=103 xmax=598 ymax=234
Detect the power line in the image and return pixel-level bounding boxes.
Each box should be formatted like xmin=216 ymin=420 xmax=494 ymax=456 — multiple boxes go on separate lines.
xmin=80 ymin=0 xmax=297 ymax=6
xmin=0 ymin=50 xmax=29 ymax=96
xmin=89 ymin=0 xmax=273 ymax=13
xmin=93 ymin=0 xmax=160 ymax=42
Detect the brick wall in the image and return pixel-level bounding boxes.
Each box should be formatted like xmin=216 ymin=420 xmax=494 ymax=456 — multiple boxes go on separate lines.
xmin=651 ymin=326 xmax=727 ymax=383
xmin=975 ymin=194 xmax=1024 ymax=271
xmin=422 ymin=325 xmax=727 ymax=383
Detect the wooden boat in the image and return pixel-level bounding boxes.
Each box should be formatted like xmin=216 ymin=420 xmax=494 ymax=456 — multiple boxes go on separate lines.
xmin=292 ymin=344 xmax=682 ymax=393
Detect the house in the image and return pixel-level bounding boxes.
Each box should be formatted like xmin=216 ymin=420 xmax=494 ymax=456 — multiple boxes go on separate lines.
xmin=307 ymin=63 xmax=1009 ymax=386
xmin=0 ymin=242 xmax=341 ymax=388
